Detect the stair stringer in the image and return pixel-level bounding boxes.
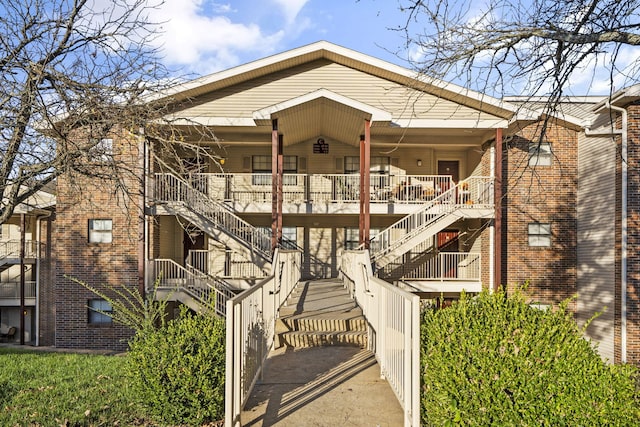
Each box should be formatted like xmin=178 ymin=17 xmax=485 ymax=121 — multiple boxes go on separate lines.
xmin=163 ymin=202 xmax=272 ymax=272
xmin=373 ymin=210 xmax=462 ymax=269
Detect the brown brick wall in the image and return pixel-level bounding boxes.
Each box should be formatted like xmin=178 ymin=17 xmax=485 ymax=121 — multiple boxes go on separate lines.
xmin=624 ymin=103 xmax=640 ymax=364
xmin=54 ymin=130 xmax=143 ymax=351
xmin=502 ymin=122 xmax=578 ymax=308
xmin=38 ymin=213 xmax=56 ymax=346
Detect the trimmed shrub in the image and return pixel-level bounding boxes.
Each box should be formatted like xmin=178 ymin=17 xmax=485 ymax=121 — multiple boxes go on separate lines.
xmin=421 ymin=289 xmax=640 ymax=426
xmin=127 ymin=306 xmax=226 ymax=425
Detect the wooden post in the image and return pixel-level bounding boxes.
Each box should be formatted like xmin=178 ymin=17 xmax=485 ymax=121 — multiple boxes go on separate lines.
xmin=277 ymin=134 xmax=284 ymax=245
xmin=359 ymin=120 xmax=371 ymax=248
xmin=271 ymin=119 xmax=279 ymax=252
xmin=494 ymin=128 xmax=503 ymax=291
xmin=20 ymin=213 xmax=25 ymax=345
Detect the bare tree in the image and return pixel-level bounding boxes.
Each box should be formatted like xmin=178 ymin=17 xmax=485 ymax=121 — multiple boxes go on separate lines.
xmin=0 ymin=0 xmax=217 ymax=224
xmin=395 ymin=0 xmax=640 ymax=110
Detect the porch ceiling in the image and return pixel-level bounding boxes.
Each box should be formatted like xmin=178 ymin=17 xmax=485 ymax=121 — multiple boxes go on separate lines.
xmin=252 ymin=89 xmax=393 ymax=147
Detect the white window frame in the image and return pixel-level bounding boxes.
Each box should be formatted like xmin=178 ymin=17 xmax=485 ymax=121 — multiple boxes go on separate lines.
xmin=528 ymin=142 xmax=552 ymax=166
xmin=89 ymin=219 xmax=113 ymax=243
xmin=528 ymin=223 xmax=551 ymax=247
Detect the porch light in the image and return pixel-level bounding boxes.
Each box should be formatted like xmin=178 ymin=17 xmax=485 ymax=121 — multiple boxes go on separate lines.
xmin=219 ymin=157 xmax=226 ymax=165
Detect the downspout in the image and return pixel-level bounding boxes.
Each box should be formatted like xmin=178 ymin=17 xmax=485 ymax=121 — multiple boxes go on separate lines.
xmin=35 ymin=210 xmax=52 ymax=347
xmin=585 ymin=103 xmax=627 ymax=363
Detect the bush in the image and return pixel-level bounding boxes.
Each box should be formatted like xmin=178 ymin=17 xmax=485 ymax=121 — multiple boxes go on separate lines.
xmin=420 ymin=289 xmax=640 ymax=426
xmin=127 ymin=306 xmax=226 ymax=425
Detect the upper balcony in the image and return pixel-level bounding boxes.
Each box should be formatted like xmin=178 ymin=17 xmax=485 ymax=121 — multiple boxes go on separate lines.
xmin=153 ymin=173 xmax=493 ymax=215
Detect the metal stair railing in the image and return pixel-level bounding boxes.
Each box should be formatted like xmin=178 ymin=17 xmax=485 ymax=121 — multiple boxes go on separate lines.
xmin=185 ymin=249 xmax=244 ymax=291
xmin=149 ymin=258 xmax=236 ymax=317
xmin=369 ymin=185 xmax=457 ymax=263
xmin=369 ymin=177 xmax=493 ymax=263
xmin=154 ymin=173 xmax=272 ymax=263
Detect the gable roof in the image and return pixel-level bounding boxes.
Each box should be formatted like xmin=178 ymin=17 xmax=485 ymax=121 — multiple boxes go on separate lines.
xmin=163 ymin=41 xmax=517 ymax=122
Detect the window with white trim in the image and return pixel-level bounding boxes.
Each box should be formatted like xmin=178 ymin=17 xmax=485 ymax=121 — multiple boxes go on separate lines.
xmin=344 ymin=156 xmax=390 ymax=174
xmin=528 ymin=142 xmax=552 ymax=166
xmin=528 ymin=223 xmax=551 ymax=247
xmin=88 ymin=299 xmax=113 ymax=324
xmin=252 ymin=155 xmax=298 ymax=185
xmin=89 ymin=219 xmax=113 ymax=243
xmin=344 ymin=227 xmax=379 ymax=250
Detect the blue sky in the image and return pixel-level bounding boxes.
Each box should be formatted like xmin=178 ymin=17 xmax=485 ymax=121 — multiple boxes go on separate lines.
xmin=149 ymin=0 xmax=411 ymax=75
xmin=145 ymin=0 xmax=638 ymax=95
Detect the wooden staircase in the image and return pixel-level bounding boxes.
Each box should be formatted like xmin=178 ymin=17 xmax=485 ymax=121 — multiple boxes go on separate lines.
xmin=275 ymin=279 xmax=368 ymax=349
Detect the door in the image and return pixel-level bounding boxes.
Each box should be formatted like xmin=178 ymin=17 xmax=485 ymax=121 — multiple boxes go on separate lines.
xmin=437 ymin=230 xmax=459 ymax=278
xmin=438 ymin=160 xmax=460 ymax=193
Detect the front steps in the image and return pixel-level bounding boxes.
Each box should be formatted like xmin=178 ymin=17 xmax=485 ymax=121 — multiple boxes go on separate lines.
xmin=275 ymin=279 xmax=368 ymax=349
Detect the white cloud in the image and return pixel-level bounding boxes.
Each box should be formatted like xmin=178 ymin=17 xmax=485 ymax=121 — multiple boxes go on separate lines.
xmin=272 ymin=0 xmax=309 ymax=24
xmin=149 ymin=0 xmax=286 ymax=74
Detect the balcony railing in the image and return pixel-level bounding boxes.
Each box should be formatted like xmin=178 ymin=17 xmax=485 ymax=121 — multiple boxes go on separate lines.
xmin=0 ymin=281 xmax=36 ymax=299
xmin=171 ymin=173 xmax=456 ymax=205
xmin=402 ymin=252 xmax=481 ymax=281
xmin=0 ymin=240 xmax=43 ymax=260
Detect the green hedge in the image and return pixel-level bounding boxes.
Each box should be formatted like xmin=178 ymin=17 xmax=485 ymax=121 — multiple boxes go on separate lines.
xmin=127 ymin=306 xmax=226 ymax=425
xmin=420 ymin=289 xmax=640 ymax=426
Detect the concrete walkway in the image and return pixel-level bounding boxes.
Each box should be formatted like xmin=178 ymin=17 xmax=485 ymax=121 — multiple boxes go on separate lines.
xmin=241 ymin=279 xmax=405 ymax=426
xmin=241 ymin=346 xmax=405 ymax=426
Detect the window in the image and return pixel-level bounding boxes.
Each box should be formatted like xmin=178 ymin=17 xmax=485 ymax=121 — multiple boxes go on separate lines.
xmin=282 ymin=226 xmax=297 ymax=244
xmin=88 ymin=299 xmax=113 ymax=324
xmin=252 ymin=155 xmax=298 ymax=185
xmin=344 ymin=228 xmax=360 ymax=250
xmin=344 ymin=156 xmax=390 ymax=174
xmin=344 ymin=228 xmax=379 ymax=250
xmin=89 ymin=138 xmax=114 ymax=162
xmin=529 ymin=142 xmax=552 ymax=166
xmin=89 ymin=219 xmax=113 ymax=243
xmin=528 ymin=223 xmax=551 ymax=247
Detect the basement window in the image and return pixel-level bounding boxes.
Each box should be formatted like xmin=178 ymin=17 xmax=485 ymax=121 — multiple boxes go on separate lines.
xmin=528 ymin=223 xmax=551 ymax=247
xmin=88 ymin=299 xmax=113 ymax=324
xmin=88 ymin=219 xmax=113 ymax=243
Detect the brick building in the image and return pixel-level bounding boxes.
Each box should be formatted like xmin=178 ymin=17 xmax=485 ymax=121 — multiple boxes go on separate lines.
xmin=4 ymin=42 xmax=638 ymax=364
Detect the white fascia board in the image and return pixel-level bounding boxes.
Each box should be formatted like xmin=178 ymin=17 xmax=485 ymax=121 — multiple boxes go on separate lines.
xmin=252 ymin=88 xmax=393 ymax=122
xmin=593 ymin=84 xmax=640 ymax=111
xmin=155 ymin=116 xmax=257 ymax=127
xmin=392 ymin=118 xmax=509 ymax=129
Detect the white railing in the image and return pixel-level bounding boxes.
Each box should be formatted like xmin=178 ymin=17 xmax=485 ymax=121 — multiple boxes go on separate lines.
xmin=225 ymin=249 xmax=302 ymax=427
xmin=147 ymin=259 xmax=236 ymax=317
xmin=401 ymin=252 xmax=481 ymax=281
xmin=0 ymin=281 xmax=36 ymax=299
xmin=340 ymin=250 xmax=420 ymax=427
xmin=182 ymin=173 xmax=454 ymax=205
xmin=369 ymin=176 xmax=493 ymax=262
xmin=0 ymin=240 xmax=43 ymax=260
xmin=154 ymin=173 xmax=272 ymax=262
xmin=187 ymin=249 xmax=268 ymax=279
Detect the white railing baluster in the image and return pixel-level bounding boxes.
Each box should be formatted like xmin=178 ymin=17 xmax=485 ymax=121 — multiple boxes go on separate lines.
xmin=340 ymin=250 xmax=420 ymax=427
xmin=225 ymin=250 xmax=302 ymax=427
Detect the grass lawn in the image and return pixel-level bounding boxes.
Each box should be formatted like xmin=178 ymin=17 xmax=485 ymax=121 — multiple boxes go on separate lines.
xmin=0 ymin=347 xmax=150 ymax=426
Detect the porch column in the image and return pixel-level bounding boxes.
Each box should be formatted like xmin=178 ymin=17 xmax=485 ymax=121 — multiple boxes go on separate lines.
xmin=359 ymin=120 xmax=371 ymax=249
xmin=494 ymin=128 xmax=503 ymax=291
xmin=271 ymin=119 xmax=283 ymax=251
xmin=20 ymin=213 xmax=25 ymax=345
